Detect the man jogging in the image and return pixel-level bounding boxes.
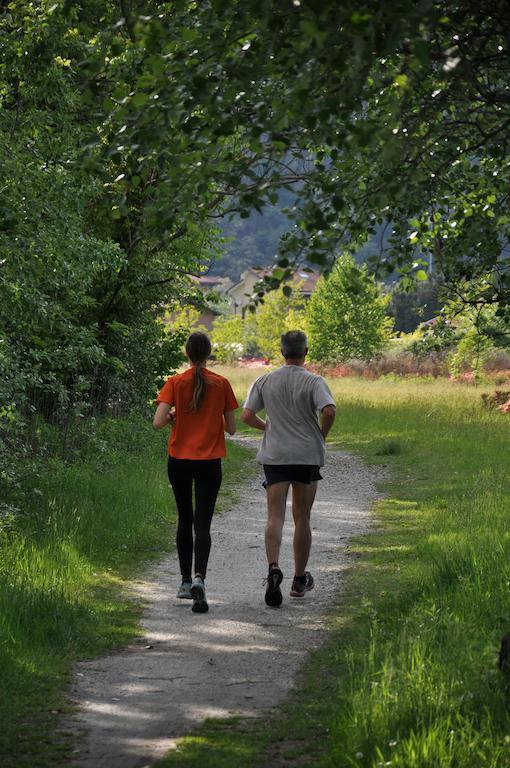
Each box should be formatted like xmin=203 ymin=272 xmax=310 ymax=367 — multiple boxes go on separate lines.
xmin=241 ymin=330 xmax=336 ymax=607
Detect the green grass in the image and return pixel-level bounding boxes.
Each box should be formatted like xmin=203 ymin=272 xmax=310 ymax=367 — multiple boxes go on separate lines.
xmin=323 ymin=377 xmax=510 ymax=768
xmin=5 ymin=372 xmax=510 ymax=767
xmin=154 ymin=372 xmax=510 ymax=768
xmin=0 ymin=415 xmax=252 ymax=768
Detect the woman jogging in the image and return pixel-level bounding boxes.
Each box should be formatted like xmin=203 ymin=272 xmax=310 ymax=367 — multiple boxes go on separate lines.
xmin=153 ymin=332 xmax=238 ymax=613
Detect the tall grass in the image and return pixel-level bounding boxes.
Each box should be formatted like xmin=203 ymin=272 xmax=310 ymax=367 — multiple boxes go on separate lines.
xmin=0 ymin=415 xmax=251 ymax=768
xmin=323 ymin=377 xmax=510 ymax=767
xmin=223 ymin=369 xmax=510 ymax=767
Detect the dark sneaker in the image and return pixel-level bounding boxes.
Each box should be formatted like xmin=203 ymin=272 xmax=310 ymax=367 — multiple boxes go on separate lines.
xmin=290 ymin=571 xmax=314 ymax=598
xmin=191 ymin=575 xmax=209 ymax=613
xmin=176 ymin=580 xmax=192 ymax=599
xmin=264 ymin=566 xmax=283 ymax=607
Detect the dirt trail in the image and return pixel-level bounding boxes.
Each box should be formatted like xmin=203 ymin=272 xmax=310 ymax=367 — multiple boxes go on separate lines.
xmin=64 ymin=442 xmax=382 ymax=768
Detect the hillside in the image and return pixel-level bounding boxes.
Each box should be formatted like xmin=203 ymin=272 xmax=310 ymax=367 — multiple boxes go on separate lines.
xmin=213 ymin=205 xmax=389 ymax=282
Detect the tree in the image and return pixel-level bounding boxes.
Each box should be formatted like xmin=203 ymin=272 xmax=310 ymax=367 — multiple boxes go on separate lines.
xmin=0 ymin=1 xmax=213 ymax=419
xmin=306 ymin=255 xmax=392 ymax=364
xmin=83 ymin=0 xmax=509 ymax=322
xmin=388 ymin=278 xmax=443 ymax=333
xmin=4 ymin=0 xmax=510 ymax=452
xmin=210 ymin=315 xmax=246 ymax=363
xmin=254 ymin=285 xmax=307 ymax=361
xmin=0 ymin=1 xmax=210 ymax=510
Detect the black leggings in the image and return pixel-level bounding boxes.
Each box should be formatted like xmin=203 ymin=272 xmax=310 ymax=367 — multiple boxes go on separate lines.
xmin=167 ymin=457 xmax=222 ymax=580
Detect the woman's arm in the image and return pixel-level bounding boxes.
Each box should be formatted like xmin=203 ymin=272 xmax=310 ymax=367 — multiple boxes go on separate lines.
xmin=153 ymin=402 xmax=174 ymax=430
xmin=224 ymin=410 xmax=237 ymax=435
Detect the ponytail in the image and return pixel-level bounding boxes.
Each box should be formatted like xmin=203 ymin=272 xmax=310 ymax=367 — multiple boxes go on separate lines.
xmin=189 ymin=365 xmax=207 ymax=412
xmin=185 ymin=332 xmax=212 ymax=412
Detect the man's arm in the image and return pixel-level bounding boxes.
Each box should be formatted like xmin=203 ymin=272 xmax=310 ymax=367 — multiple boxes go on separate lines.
xmin=320 ymin=404 xmax=336 ymax=439
xmin=241 ymin=408 xmax=266 ymax=431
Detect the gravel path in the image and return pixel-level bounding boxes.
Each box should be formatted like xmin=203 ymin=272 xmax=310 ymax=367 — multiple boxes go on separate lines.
xmin=64 ymin=442 xmax=383 ymax=768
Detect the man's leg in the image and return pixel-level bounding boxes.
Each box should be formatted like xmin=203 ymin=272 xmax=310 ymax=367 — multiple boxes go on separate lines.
xmin=263 ymin=481 xmax=290 ymax=607
xmin=265 ymin=481 xmax=291 ymax=566
xmin=291 ymin=481 xmax=318 ymax=577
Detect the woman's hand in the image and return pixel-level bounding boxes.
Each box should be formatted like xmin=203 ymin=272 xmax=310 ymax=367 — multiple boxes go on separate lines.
xmin=223 ymin=410 xmax=236 ymax=436
xmin=153 ymin=403 xmax=175 ymax=430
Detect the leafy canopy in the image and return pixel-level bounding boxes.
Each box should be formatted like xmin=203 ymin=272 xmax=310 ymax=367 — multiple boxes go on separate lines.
xmin=84 ymin=0 xmax=510 ymax=322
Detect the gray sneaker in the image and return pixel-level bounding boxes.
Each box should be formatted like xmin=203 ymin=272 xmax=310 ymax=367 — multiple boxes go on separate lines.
xmin=191 ymin=575 xmax=209 ymax=613
xmin=289 ymin=571 xmax=314 ymax=598
xmin=176 ymin=580 xmax=193 ymax=599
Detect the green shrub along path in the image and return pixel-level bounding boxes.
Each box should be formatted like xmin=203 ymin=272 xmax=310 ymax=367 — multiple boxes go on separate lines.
xmin=151 ymin=375 xmax=510 ymax=768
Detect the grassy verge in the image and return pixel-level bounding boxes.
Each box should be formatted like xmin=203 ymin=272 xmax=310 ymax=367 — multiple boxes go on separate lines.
xmin=0 ymin=416 xmax=251 ymax=768
xmin=155 ymin=374 xmax=510 ymax=768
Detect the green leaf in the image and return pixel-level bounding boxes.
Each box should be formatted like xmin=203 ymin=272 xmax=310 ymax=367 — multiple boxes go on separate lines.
xmin=351 ymin=11 xmax=372 ymax=24
xmin=182 ymin=28 xmax=198 ymax=43
xmin=132 ymin=92 xmax=149 ymax=107
xmin=394 ymin=74 xmax=408 ymax=89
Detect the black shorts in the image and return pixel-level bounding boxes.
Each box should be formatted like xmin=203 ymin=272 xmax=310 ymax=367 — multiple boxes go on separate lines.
xmin=262 ymin=464 xmax=323 ymax=488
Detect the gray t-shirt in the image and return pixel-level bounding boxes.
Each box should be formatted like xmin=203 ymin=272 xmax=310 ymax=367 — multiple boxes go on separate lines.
xmin=243 ymin=365 xmax=335 ymax=466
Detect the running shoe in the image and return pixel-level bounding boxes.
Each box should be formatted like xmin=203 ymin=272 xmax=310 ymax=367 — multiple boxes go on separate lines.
xmin=264 ymin=565 xmax=283 ymax=607
xmin=191 ymin=575 xmax=209 ymax=613
xmin=176 ymin=580 xmax=192 ymax=599
xmin=289 ymin=571 xmax=314 ymax=598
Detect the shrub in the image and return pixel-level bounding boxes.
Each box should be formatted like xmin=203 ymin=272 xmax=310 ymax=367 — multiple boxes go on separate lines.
xmin=481 ymin=390 xmax=510 ymax=410
xmin=306 ymin=254 xmax=392 ymax=364
xmin=308 ymin=350 xmax=449 ymax=379
xmin=254 ymin=285 xmax=307 ymax=361
xmin=448 ymin=331 xmax=492 ymax=379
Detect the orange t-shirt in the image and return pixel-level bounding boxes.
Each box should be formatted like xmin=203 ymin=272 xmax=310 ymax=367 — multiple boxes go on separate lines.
xmin=156 ymin=367 xmax=238 ymax=459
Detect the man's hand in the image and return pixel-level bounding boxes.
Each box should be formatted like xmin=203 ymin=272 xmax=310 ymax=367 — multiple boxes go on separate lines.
xmin=320 ymin=404 xmax=336 ymax=439
xmin=241 ymin=408 xmax=266 ymax=431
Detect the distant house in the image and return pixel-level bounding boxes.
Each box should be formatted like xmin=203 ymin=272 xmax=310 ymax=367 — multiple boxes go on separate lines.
xmin=190 ymin=275 xmax=232 ymax=295
xmin=164 ymin=274 xmax=233 ymax=331
xmin=228 ymin=267 xmax=320 ymax=317
xmin=188 ymin=275 xmax=232 ymax=329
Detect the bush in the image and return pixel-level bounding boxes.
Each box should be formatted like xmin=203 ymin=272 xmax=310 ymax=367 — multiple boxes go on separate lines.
xmin=448 ymin=331 xmax=492 ymax=379
xmin=210 ymin=314 xmax=250 ymax=363
xmin=484 ymin=348 xmax=510 ymax=372
xmin=306 ymin=254 xmax=392 ymax=364
xmin=309 ymin=350 xmax=449 ymax=379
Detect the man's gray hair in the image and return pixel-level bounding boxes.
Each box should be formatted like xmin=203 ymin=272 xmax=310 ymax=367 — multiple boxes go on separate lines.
xmin=281 ymin=330 xmax=308 ymax=359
